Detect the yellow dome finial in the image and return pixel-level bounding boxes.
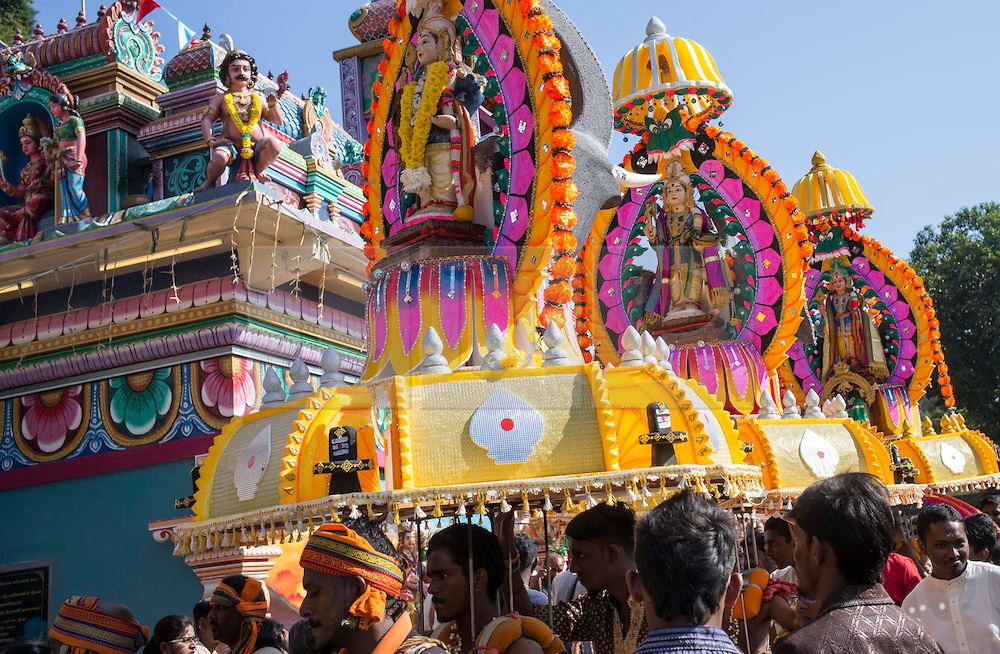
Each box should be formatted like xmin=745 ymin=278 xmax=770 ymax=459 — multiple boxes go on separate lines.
xmin=811 ymin=150 xmax=827 ymax=170
xmin=792 ymin=150 xmax=874 ymax=225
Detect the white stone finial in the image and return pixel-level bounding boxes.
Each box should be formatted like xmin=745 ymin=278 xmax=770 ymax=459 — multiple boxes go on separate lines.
xmin=822 ymin=398 xmax=835 ymax=418
xmin=832 ymin=394 xmax=849 ymax=419
xmin=620 ymin=326 xmax=644 ymax=367
xmin=640 ymin=331 xmax=657 ymax=365
xmin=646 ymin=16 xmax=666 ymax=39
xmin=757 ymin=388 xmax=780 ymax=419
xmin=414 ymin=328 xmax=451 ymax=375
xmin=319 ymin=346 xmax=345 ymax=388
xmin=288 ymin=358 xmax=314 ymax=398
xmin=542 ymin=321 xmax=573 ymax=368
xmin=481 ymin=323 xmax=508 ymax=371
xmin=260 ymin=366 xmax=287 ymax=408
xmin=803 ymin=389 xmax=824 ymax=418
xmin=513 ymin=319 xmax=537 ymax=368
xmin=781 ymin=390 xmax=801 ymax=419
xmin=655 ymin=337 xmax=673 ymax=372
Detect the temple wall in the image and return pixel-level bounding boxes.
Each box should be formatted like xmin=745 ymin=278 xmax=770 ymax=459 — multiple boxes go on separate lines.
xmin=0 ymin=459 xmax=202 ymax=630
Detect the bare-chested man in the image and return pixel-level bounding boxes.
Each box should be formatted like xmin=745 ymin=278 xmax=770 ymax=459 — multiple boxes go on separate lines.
xmin=195 ymin=49 xmax=284 ymax=191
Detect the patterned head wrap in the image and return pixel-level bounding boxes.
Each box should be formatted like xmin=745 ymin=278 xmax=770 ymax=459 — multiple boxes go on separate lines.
xmin=299 ymin=523 xmax=405 ymax=630
xmin=50 ymin=596 xmax=149 ymax=654
xmin=209 ymin=576 xmax=270 ymax=654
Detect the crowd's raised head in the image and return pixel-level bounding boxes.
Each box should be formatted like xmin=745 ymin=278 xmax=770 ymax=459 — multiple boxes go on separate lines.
xmin=630 ymin=490 xmax=739 ymax=627
xmin=965 ymin=513 xmax=1000 ymax=563
xmin=425 ymin=522 xmax=504 ymax=622
xmin=762 ymin=516 xmax=794 ymax=570
xmin=787 ymin=472 xmax=894 ymax=591
xmin=50 ymin=597 xmax=149 ymax=654
xmin=565 ymin=502 xmax=636 ymax=594
xmin=916 ymin=503 xmax=968 ymax=581
xmin=143 ymin=615 xmax=196 ymax=654
xmin=208 ymin=576 xmax=269 ymax=654
xmin=514 ymin=533 xmax=539 ymax=575
xmin=298 ymin=518 xmax=405 ymax=652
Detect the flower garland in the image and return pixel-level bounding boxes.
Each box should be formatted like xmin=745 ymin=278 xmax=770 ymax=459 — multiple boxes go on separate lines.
xmin=222 ymin=92 xmax=261 ymax=160
xmin=399 ymin=60 xmax=451 ymax=188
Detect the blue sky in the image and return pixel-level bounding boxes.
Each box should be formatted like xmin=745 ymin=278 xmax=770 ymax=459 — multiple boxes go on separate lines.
xmin=37 ymin=1 xmax=1000 ymax=256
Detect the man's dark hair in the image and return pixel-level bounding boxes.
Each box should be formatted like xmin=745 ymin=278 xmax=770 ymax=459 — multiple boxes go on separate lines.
xmin=514 ymin=534 xmax=538 ymax=574
xmin=287 ymin=619 xmax=314 ymax=654
xmin=427 ymin=523 xmax=504 ymax=597
xmin=787 ymin=473 xmax=893 ymax=586
xmin=634 ymin=490 xmax=737 ymax=625
xmin=916 ymin=504 xmax=963 ymax=542
xmin=256 ymin=619 xmax=286 ymax=652
xmin=566 ymin=502 xmax=636 ymax=553
xmin=965 ymin=513 xmax=998 ymax=555
xmin=219 ymin=50 xmax=258 ymax=87
xmin=193 ymin=599 xmax=211 ymax=623
xmin=983 ymin=493 xmax=1000 ymax=509
xmin=763 ymin=516 xmax=792 ymax=541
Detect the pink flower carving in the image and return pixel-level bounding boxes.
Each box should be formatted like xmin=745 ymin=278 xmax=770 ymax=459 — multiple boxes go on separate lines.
xmin=200 ymin=356 xmax=257 ymax=417
xmin=21 ymin=386 xmax=83 ymax=453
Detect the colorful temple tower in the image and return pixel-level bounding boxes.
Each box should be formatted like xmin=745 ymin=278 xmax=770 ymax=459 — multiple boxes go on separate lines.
xmin=0 ymin=1 xmax=369 ymax=635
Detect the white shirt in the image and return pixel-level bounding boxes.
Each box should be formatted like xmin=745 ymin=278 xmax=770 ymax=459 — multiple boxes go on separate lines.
xmin=902 ymin=560 xmax=1000 ymax=653
xmin=770 ymin=565 xmax=799 ymax=586
xmin=550 ymin=569 xmax=585 ymax=602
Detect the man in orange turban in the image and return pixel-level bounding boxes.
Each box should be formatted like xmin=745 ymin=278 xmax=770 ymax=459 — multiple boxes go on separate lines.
xmin=49 ymin=596 xmax=148 ymax=654
xmin=298 ymin=518 xmax=445 ymax=654
xmin=208 ymin=575 xmax=276 ymax=654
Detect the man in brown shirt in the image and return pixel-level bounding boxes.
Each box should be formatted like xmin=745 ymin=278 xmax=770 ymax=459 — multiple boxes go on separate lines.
xmin=773 ymin=473 xmax=943 ymax=654
xmin=505 ymin=503 xmax=647 ymax=654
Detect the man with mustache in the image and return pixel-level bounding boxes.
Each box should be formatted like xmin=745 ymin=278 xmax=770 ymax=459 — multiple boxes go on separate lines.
xmin=195 ymin=49 xmax=285 ymax=192
xmin=207 ymin=575 xmax=280 ymax=654
xmin=903 ymin=504 xmax=1000 ymax=653
xmin=298 ymin=519 xmax=446 ymax=654
xmin=425 ymin=523 xmax=560 ymax=654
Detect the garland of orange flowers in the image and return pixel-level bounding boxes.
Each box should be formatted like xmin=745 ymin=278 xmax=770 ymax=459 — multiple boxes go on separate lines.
xmin=842 ymin=225 xmax=952 ymax=407
xmin=398 ymin=60 xmax=450 ymax=173
xmin=519 ymin=0 xmax=578 ymax=328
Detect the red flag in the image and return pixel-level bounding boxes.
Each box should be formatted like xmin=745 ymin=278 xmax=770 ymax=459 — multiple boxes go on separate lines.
xmin=136 ymin=0 xmax=161 ymax=21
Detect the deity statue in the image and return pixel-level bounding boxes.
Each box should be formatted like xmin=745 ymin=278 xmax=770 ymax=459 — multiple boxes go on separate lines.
xmin=642 ymin=160 xmax=728 ymax=331
xmin=815 ymin=261 xmax=889 ymax=382
xmin=194 ymin=49 xmax=286 ymax=192
xmin=48 ymin=93 xmax=90 ymax=222
xmin=0 ymin=114 xmax=54 ymax=244
xmin=395 ymin=0 xmax=483 ymax=222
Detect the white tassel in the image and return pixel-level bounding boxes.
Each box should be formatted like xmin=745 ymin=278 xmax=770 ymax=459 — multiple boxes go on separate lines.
xmin=221 ymin=530 xmax=231 ymax=548
xmin=456 ymin=503 xmax=467 ymax=518
xmin=499 ymin=497 xmax=512 ymax=513
xmin=349 ymin=504 xmax=362 ymax=520
xmin=205 ymin=530 xmax=214 ymax=550
xmin=240 ymin=526 xmax=248 ymax=545
xmin=172 ymin=538 xmax=182 ymax=556
xmin=258 ymin=524 xmax=267 ymax=542
xmin=584 ymin=493 xmax=598 ymax=509
xmin=542 ymin=494 xmax=553 ymax=512
xmin=414 ymin=505 xmax=427 ymax=520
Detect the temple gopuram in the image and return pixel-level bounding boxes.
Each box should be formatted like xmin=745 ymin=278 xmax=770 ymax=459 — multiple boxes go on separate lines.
xmin=0 ymin=0 xmax=995 ymax=638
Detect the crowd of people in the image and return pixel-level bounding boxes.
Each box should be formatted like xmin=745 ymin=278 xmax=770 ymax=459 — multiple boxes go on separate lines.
xmin=6 ymin=474 xmax=1000 ymax=654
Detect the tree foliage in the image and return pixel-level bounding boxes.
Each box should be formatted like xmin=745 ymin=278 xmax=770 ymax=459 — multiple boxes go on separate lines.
xmin=909 ymin=202 xmax=1000 ymax=441
xmin=0 ymin=0 xmax=36 ymax=46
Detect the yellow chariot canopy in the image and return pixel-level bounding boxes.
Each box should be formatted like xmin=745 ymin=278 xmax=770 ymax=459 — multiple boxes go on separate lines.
xmin=894 ymin=415 xmax=1000 ymax=487
xmin=612 ymin=17 xmax=733 ymax=133
xmin=791 ymin=151 xmax=873 ymax=226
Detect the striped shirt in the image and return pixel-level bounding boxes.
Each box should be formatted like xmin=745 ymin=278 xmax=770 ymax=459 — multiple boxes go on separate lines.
xmin=632 ymin=626 xmax=741 ymax=654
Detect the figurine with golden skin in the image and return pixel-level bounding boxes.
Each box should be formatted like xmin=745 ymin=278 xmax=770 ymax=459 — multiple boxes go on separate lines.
xmin=0 ymin=114 xmax=53 ymax=243
xmin=642 ymin=160 xmax=728 ymax=328
xmin=195 ymin=50 xmax=286 ymax=192
xmin=396 ymin=0 xmax=482 ymax=221
xmin=815 ymin=261 xmax=889 ymax=382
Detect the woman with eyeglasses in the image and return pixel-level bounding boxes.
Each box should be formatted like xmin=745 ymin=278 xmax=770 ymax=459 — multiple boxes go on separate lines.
xmin=144 ymin=615 xmax=200 ymax=654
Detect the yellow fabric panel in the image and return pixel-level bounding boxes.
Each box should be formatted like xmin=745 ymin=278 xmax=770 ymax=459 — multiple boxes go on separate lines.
xmin=207 ymin=408 xmax=302 ymax=519
xmin=755 ymin=421 xmax=865 ymax=489
xmin=913 ymin=435 xmax=986 ymax=483
xmin=397 ymin=368 xmax=606 ymax=488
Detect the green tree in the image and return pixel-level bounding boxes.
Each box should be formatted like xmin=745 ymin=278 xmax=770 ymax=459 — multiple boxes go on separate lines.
xmin=909 ymin=202 xmax=1000 ymax=442
xmin=0 ymin=0 xmax=35 ymax=46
